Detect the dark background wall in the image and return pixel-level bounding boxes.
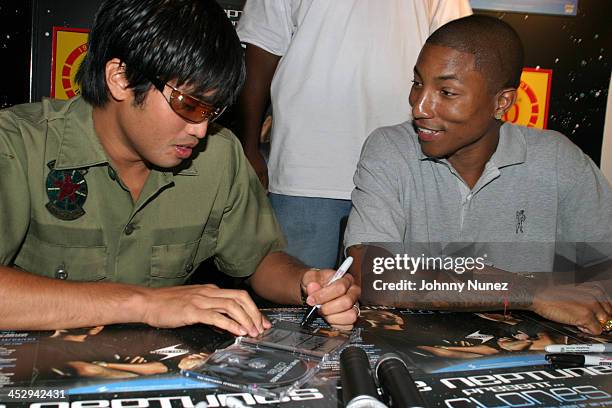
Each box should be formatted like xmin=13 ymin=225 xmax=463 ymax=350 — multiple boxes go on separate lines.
xmin=0 ymin=0 xmax=32 ymax=109
xmin=0 ymin=0 xmax=609 ymax=164
xmin=478 ymin=1 xmax=611 ymax=165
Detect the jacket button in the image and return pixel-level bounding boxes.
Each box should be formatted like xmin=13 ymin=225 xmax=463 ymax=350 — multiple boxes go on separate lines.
xmin=55 ymin=264 xmax=68 ymax=280
xmin=186 ymin=263 xmax=194 ymax=273
xmin=124 ymin=223 xmax=135 ymax=235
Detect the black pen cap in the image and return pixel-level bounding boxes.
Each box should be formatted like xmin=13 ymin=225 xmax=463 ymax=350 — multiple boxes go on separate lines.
xmin=545 ymin=353 xmax=584 ymax=368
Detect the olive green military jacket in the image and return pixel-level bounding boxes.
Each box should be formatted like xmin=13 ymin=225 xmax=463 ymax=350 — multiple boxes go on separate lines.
xmin=0 ymin=97 xmax=285 ymax=286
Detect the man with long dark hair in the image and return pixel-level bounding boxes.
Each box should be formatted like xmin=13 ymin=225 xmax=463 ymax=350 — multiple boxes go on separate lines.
xmin=0 ymin=0 xmax=359 ymax=333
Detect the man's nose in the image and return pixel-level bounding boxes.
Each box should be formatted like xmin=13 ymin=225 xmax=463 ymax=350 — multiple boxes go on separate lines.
xmin=411 ymin=90 xmax=434 ymax=119
xmin=187 ymin=121 xmax=209 ymax=139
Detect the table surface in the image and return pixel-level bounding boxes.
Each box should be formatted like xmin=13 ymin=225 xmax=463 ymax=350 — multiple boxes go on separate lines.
xmin=1 ymin=308 xmax=611 ymax=407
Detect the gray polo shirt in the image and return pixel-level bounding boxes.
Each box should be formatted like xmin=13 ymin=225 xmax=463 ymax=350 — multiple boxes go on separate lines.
xmin=344 ymin=121 xmax=612 ymax=272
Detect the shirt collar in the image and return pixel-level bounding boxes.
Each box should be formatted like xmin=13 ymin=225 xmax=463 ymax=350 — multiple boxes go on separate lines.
xmin=488 ymin=122 xmax=526 ymax=169
xmin=52 ymin=96 xmax=108 ymax=170
xmin=51 ymin=96 xmax=199 ymax=176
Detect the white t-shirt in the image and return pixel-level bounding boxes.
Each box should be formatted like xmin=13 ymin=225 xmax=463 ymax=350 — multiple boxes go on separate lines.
xmin=238 ymin=0 xmax=472 ymax=199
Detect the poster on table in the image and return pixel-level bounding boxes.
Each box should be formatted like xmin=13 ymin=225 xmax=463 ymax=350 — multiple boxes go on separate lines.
xmin=1 ymin=308 xmax=610 ymax=407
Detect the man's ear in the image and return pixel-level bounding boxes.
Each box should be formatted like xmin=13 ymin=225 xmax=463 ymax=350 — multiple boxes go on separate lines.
xmin=496 ymin=88 xmax=517 ymax=116
xmin=105 ymin=58 xmax=131 ymax=102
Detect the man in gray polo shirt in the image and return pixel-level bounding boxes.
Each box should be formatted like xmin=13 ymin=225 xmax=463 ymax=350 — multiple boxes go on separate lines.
xmin=345 ymin=15 xmax=612 ymax=335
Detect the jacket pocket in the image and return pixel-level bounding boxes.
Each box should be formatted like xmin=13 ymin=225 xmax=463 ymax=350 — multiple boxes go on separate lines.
xmin=150 ymin=239 xmax=201 ymax=287
xmin=14 ymin=232 xmax=107 ymax=281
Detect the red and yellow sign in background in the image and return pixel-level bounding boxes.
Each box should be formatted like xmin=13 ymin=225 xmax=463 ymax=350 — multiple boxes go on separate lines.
xmin=503 ymin=67 xmax=553 ymax=129
xmin=50 ymin=29 xmax=553 ymax=129
xmin=51 ymin=27 xmax=89 ymax=99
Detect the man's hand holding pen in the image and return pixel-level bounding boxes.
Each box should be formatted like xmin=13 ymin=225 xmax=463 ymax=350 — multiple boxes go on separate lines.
xmin=299 ymin=258 xmax=361 ymax=330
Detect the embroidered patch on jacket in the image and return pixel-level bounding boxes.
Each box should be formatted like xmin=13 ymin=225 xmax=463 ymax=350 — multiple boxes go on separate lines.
xmin=45 ymin=160 xmax=88 ymax=220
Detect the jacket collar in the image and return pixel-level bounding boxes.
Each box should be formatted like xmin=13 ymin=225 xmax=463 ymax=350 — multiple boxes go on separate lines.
xmin=51 ymin=96 xmax=108 ymax=170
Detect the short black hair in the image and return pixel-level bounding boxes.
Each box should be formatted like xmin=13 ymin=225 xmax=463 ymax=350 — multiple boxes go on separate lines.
xmin=426 ymin=15 xmax=524 ymax=92
xmin=77 ymin=0 xmax=245 ymax=108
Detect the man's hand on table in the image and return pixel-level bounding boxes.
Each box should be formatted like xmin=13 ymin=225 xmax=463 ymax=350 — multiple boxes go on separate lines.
xmin=140 ymin=284 xmax=271 ymax=337
xmin=530 ymin=281 xmax=611 ymax=335
xmin=301 ymin=268 xmax=361 ymax=330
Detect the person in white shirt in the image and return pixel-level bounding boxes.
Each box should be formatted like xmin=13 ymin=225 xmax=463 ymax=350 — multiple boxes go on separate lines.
xmin=236 ymin=0 xmax=472 ymax=268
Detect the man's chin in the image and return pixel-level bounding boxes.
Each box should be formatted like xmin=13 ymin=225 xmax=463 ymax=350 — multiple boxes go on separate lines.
xmin=146 ymin=157 xmax=186 ymax=172
xmin=419 ymin=144 xmax=447 ymax=160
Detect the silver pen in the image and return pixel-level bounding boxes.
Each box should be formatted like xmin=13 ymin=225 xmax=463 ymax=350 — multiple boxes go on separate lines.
xmin=300 ymin=256 xmax=354 ymax=327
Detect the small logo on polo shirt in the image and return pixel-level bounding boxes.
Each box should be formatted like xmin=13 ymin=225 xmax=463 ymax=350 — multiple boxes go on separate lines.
xmin=516 ymin=209 xmax=526 ymax=233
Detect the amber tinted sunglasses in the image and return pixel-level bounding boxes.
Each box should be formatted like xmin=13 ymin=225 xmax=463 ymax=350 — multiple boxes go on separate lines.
xmin=150 ymin=78 xmax=226 ymax=123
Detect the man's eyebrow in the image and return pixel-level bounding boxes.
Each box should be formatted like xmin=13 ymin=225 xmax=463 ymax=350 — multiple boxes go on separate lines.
xmin=195 ymin=89 xmax=219 ymax=105
xmin=413 ymin=67 xmax=460 ymax=82
xmin=197 ymin=95 xmax=217 ymax=105
xmin=436 ymin=74 xmax=460 ymax=81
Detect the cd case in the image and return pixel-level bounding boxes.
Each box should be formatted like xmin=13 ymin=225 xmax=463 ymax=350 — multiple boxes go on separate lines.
xmin=181 ymin=320 xmax=349 ymax=397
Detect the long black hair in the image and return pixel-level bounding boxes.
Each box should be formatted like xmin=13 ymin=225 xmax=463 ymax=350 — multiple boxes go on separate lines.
xmin=77 ymin=0 xmax=245 ymax=107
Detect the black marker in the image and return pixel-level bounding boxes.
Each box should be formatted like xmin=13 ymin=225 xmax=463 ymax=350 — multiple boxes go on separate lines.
xmin=546 ymin=353 xmax=612 ymax=368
